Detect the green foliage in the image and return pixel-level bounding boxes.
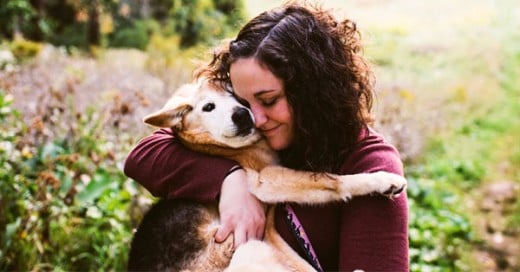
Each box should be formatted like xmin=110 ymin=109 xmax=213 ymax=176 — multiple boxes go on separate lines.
xmin=168 ymin=0 xmax=244 ymax=47
xmin=109 ymin=19 xmax=160 ymax=50
xmin=405 ymin=13 xmax=520 ymax=270
xmin=214 ymin=0 xmax=245 ymax=25
xmin=1 ymin=0 xmax=245 ymax=50
xmin=48 ymin=23 xmax=89 ymax=48
xmin=0 ymin=0 xmax=85 ymax=44
xmin=8 ymin=39 xmax=42 ymax=62
xmin=0 ymin=0 xmax=39 ymax=39
xmin=0 ymin=89 xmax=134 ymax=271
xmin=420 ymin=155 xmax=486 ymax=186
xmin=499 ymin=34 xmax=520 ymax=235
xmin=406 ymin=176 xmax=474 ymax=272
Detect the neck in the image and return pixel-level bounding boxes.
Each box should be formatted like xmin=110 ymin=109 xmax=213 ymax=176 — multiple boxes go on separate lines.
xmin=179 ymin=132 xmax=277 ymax=171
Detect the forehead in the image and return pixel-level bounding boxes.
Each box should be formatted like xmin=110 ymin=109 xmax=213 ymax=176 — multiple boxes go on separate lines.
xmin=229 ymin=58 xmax=283 ymax=98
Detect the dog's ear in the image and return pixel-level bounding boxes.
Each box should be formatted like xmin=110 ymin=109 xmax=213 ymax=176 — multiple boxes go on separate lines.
xmin=143 ymin=82 xmax=198 ymax=130
xmin=143 ymin=104 xmax=193 ymax=130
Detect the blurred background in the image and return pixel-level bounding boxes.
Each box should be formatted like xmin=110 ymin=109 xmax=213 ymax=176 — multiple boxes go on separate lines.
xmin=0 ymin=0 xmax=519 ymax=271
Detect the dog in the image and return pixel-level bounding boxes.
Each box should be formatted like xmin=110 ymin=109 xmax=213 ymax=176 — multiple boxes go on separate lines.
xmin=127 ymin=79 xmax=407 ymax=271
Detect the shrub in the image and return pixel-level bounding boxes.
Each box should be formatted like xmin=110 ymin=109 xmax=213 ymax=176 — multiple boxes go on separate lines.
xmin=48 ymin=23 xmax=89 ymax=48
xmin=9 ymin=39 xmax=42 ymax=62
xmin=0 ymin=89 xmax=135 ymax=270
xmin=406 ymin=176 xmax=474 ymax=272
xmin=169 ymin=0 xmax=244 ymax=48
xmin=109 ymin=20 xmax=160 ymax=50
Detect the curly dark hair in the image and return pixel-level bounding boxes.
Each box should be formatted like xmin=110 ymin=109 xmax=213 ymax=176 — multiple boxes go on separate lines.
xmin=197 ymin=2 xmax=375 ymax=173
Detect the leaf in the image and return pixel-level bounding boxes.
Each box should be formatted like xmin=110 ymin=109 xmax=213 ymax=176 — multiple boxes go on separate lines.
xmin=76 ymin=171 xmax=118 ymax=205
xmin=40 ymin=142 xmax=65 ymax=160
xmin=4 ymin=218 xmax=21 ymax=248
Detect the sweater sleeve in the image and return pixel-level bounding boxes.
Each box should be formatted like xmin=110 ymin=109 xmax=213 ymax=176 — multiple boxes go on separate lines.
xmin=123 ymin=128 xmax=237 ymax=202
xmin=338 ymin=131 xmax=409 ymax=271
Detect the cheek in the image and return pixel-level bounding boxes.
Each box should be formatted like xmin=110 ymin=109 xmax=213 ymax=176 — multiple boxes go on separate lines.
xmin=276 ymin=100 xmax=293 ymax=124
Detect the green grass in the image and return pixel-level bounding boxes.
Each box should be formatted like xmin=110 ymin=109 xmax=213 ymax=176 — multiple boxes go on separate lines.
xmin=405 ymin=6 xmax=520 ymax=269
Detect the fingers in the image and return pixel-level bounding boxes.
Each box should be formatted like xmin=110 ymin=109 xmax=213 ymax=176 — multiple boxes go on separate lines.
xmin=233 ymin=227 xmax=247 ymax=248
xmin=256 ymin=224 xmax=265 ymax=240
xmin=216 ymin=168 xmax=266 ymax=249
xmin=214 ymin=222 xmax=264 ymax=250
xmin=215 ymin=224 xmax=261 ymax=249
xmin=214 ymin=222 xmax=232 ymax=243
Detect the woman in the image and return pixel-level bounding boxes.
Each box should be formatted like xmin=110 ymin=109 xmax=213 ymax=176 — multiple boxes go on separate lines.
xmin=124 ymin=2 xmax=408 ymax=271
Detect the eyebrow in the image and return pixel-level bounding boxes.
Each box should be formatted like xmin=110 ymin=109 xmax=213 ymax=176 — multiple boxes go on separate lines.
xmin=253 ymin=90 xmax=277 ymax=98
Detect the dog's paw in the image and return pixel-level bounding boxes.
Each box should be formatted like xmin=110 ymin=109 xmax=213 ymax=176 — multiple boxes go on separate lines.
xmin=372 ymin=171 xmax=407 ymax=198
xmin=382 ymin=183 xmax=406 ymax=197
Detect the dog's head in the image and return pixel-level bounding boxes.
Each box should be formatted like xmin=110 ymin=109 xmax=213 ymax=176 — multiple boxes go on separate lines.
xmin=144 ymin=79 xmax=261 ymax=148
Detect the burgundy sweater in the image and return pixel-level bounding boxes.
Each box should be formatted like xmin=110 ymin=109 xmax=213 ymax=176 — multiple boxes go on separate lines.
xmin=124 ymin=128 xmax=409 ymax=271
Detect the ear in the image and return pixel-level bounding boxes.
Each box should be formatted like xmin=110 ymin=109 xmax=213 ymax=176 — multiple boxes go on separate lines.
xmin=143 ymin=104 xmax=193 ymax=129
xmin=143 ymin=82 xmax=198 ymax=129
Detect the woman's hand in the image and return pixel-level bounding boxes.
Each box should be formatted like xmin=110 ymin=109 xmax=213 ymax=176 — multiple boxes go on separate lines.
xmin=215 ymin=168 xmax=266 ymax=249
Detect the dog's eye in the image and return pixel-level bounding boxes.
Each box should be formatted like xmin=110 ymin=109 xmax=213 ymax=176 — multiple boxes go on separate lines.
xmin=202 ymin=103 xmax=215 ymax=112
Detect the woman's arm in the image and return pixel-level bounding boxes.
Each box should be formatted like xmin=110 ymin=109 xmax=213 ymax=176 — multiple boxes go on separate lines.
xmin=338 ymin=132 xmax=409 ymax=271
xmin=123 ymin=128 xmax=236 ymax=202
xmin=216 ymin=169 xmax=267 ymax=248
xmin=124 ymin=128 xmax=266 ymax=245
xmin=339 ymin=194 xmax=409 ymax=270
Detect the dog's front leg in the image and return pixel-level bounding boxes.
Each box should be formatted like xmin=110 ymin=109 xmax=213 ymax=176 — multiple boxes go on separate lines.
xmin=246 ymin=166 xmax=342 ymax=204
xmin=247 ymin=166 xmax=406 ymax=205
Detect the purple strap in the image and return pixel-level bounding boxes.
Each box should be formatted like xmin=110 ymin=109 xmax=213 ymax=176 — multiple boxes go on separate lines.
xmin=284 ymin=203 xmax=324 ymax=272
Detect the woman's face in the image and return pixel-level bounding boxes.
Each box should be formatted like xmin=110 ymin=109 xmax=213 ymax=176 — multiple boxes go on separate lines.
xmin=229 ymin=58 xmax=294 ymax=150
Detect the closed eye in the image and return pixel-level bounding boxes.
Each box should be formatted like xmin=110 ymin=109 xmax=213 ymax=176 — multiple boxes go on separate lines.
xmin=202 ymin=102 xmax=215 ymax=112
xmin=260 ymin=97 xmax=278 ymax=107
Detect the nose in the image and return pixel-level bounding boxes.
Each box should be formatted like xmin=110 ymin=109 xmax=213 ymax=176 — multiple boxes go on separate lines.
xmin=232 ymin=107 xmax=254 ymax=130
xmin=250 ymin=104 xmax=267 ymax=128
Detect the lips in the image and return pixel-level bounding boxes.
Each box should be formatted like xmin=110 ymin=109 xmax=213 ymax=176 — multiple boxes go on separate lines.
xmin=261 ymin=125 xmax=280 ymax=136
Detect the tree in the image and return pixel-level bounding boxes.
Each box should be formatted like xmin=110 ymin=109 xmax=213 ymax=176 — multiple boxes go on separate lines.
xmin=87 ymin=0 xmax=101 ymax=45
xmin=0 ymin=0 xmax=246 ymax=49
xmin=0 ymin=0 xmax=38 ymax=40
xmin=169 ymin=0 xmax=245 ymax=48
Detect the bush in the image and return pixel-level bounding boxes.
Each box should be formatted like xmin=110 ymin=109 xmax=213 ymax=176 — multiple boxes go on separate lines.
xmin=9 ymin=39 xmax=42 ymax=62
xmin=109 ymin=20 xmax=160 ymax=50
xmin=169 ymin=0 xmax=245 ymax=48
xmin=0 ymin=89 xmax=135 ymax=270
xmin=48 ymin=23 xmax=89 ymax=49
xmin=406 ymin=176 xmax=474 ymax=272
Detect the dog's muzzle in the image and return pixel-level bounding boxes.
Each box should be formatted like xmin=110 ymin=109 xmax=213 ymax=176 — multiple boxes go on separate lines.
xmin=232 ymin=107 xmax=255 ymax=137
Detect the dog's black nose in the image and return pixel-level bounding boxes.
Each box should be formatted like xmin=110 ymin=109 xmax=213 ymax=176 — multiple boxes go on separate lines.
xmin=232 ymin=107 xmax=254 ymax=136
